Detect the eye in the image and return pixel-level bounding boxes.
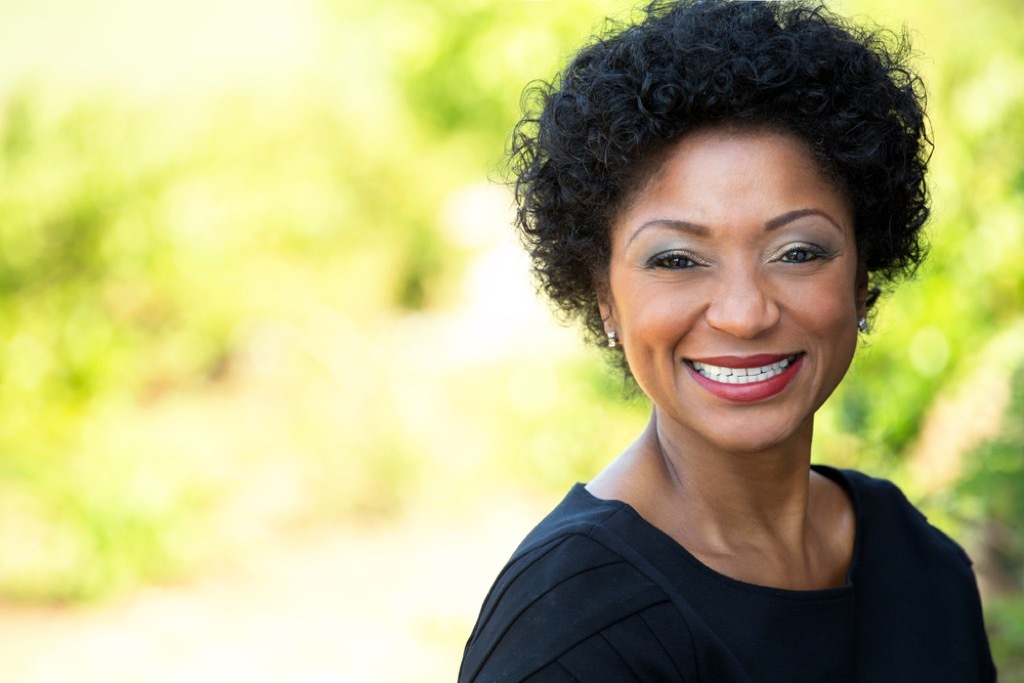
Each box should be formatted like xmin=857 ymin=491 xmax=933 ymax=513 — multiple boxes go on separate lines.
xmin=648 ymin=251 xmax=699 ymax=269
xmin=778 ymin=245 xmax=829 ymax=263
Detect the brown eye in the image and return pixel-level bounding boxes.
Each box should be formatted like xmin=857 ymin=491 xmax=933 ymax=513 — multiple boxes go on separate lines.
xmin=782 ymin=249 xmax=813 ymax=262
xmin=779 ymin=246 xmax=827 ymax=263
xmin=649 ymin=252 xmax=698 ymax=269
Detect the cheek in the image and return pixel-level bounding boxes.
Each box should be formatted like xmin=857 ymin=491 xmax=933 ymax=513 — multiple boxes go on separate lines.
xmin=790 ymin=265 xmax=861 ymax=320
xmin=618 ymin=283 xmax=700 ymax=346
xmin=794 ymin=291 xmax=854 ymax=328
xmin=795 ymin=278 xmax=860 ymax=363
xmin=617 ymin=289 xmax=704 ymax=397
xmin=785 ymin=271 xmax=860 ymax=358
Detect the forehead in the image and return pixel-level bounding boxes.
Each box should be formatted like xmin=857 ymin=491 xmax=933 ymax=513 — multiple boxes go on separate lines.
xmin=615 ymin=126 xmax=851 ymax=237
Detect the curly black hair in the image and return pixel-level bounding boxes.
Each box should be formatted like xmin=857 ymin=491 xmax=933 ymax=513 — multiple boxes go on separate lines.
xmin=509 ymin=0 xmax=930 ymax=353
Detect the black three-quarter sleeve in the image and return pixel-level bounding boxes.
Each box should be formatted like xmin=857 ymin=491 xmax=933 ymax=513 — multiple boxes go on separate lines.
xmin=459 ymin=533 xmax=692 ymax=682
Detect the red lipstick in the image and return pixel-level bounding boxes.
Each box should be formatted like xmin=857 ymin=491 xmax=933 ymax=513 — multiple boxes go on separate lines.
xmin=685 ymin=354 xmax=804 ymax=403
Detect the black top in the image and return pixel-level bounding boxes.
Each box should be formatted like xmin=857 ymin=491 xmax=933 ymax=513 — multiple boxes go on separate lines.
xmin=459 ymin=466 xmax=996 ymax=682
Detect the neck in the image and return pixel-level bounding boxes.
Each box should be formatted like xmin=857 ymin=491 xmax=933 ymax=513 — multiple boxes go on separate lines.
xmin=587 ymin=409 xmax=851 ymax=590
xmin=647 ymin=408 xmax=816 ymax=553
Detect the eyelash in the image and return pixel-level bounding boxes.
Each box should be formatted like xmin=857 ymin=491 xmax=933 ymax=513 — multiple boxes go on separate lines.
xmin=648 ymin=251 xmax=700 ymax=269
xmin=778 ymin=245 xmax=830 ymax=263
xmin=647 ymin=244 xmax=831 ymax=269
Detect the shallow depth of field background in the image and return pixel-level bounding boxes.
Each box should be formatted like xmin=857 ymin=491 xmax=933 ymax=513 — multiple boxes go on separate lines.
xmin=0 ymin=0 xmax=1021 ymax=679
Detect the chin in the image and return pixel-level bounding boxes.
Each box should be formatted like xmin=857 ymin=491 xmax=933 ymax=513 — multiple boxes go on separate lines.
xmin=656 ymin=404 xmax=813 ymax=458
xmin=708 ymin=431 xmax=802 ymax=457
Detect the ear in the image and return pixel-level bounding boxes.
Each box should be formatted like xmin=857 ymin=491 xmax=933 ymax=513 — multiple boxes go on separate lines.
xmin=855 ymin=262 xmax=869 ymax=319
xmin=595 ymin=275 xmax=618 ymax=334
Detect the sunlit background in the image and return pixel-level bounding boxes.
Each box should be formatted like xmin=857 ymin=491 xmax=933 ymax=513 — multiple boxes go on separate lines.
xmin=0 ymin=0 xmax=1021 ymax=679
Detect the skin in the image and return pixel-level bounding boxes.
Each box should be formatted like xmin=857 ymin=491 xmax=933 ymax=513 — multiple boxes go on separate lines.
xmin=588 ymin=126 xmax=867 ymax=590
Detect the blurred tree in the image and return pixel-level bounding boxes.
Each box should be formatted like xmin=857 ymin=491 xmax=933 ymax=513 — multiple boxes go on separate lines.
xmin=0 ymin=11 xmax=1020 ymax=679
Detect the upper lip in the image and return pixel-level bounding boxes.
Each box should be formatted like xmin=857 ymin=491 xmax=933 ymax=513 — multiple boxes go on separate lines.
xmin=685 ymin=353 xmax=799 ymax=369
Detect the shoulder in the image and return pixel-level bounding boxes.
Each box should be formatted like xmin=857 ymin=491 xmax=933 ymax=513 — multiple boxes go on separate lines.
xmin=459 ymin=486 xmax=696 ymax=682
xmin=820 ymin=471 xmax=995 ymax=678
xmin=827 ymin=466 xmax=988 ymax=635
xmin=829 ymin=466 xmax=974 ymax=569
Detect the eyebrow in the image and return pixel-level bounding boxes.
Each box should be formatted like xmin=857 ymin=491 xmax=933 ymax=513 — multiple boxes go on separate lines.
xmin=625 ymin=208 xmax=843 ymax=248
xmin=765 ymin=209 xmax=842 ymax=232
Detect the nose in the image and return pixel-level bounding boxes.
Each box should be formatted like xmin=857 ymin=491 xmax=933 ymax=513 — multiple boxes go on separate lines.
xmin=704 ymin=271 xmax=781 ymax=339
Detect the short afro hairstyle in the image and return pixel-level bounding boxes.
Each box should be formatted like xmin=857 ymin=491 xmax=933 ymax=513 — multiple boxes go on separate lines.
xmin=509 ymin=0 xmax=930 ymax=353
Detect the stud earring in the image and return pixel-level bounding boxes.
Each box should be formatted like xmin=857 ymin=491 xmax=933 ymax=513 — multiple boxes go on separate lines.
xmin=606 ymin=330 xmax=619 ymax=348
xmin=857 ymin=317 xmax=869 ymax=333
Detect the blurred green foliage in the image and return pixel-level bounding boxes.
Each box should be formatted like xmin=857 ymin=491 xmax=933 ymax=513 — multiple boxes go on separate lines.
xmin=0 ymin=0 xmax=1021 ymax=674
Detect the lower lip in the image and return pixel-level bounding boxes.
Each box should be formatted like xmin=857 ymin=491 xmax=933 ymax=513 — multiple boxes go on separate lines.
xmin=685 ymin=355 xmax=804 ymax=404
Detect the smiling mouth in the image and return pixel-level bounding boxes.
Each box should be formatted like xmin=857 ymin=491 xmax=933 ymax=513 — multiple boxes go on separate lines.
xmin=687 ymin=355 xmax=801 ymax=384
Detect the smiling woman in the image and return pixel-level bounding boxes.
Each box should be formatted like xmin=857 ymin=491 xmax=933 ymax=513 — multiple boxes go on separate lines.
xmin=602 ymin=128 xmax=863 ymax=443
xmin=458 ymin=1 xmax=997 ymax=681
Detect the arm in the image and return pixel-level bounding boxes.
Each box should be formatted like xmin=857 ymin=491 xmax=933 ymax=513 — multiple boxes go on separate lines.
xmin=460 ymin=535 xmax=689 ymax=682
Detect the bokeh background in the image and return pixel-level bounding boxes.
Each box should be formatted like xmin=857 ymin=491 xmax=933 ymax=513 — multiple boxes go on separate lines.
xmin=0 ymin=0 xmax=1021 ymax=679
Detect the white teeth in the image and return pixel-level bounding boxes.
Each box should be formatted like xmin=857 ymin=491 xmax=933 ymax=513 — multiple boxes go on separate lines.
xmin=691 ymin=356 xmax=797 ymax=384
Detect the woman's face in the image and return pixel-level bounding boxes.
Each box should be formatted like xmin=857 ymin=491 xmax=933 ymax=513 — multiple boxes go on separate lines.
xmin=600 ymin=127 xmax=867 ymax=454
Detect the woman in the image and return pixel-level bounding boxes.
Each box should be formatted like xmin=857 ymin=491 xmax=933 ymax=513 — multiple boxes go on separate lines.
xmin=460 ymin=1 xmax=996 ymax=681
